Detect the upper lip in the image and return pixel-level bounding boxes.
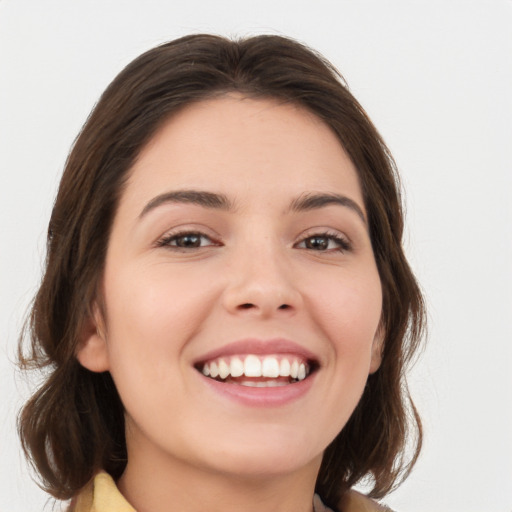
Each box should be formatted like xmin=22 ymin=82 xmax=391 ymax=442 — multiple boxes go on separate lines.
xmin=194 ymin=338 xmax=318 ymax=365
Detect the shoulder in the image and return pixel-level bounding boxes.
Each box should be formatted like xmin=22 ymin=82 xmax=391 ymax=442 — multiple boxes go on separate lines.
xmin=339 ymin=490 xmax=395 ymax=512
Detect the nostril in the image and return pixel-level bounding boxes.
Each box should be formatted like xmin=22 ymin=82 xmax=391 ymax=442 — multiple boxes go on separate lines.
xmin=234 ymin=303 xmax=293 ymax=312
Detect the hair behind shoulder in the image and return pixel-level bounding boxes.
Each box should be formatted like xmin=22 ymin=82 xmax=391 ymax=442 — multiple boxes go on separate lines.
xmin=18 ymin=33 xmax=426 ymax=506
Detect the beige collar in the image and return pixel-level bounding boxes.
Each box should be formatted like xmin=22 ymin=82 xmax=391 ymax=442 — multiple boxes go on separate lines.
xmin=71 ymin=472 xmax=135 ymax=512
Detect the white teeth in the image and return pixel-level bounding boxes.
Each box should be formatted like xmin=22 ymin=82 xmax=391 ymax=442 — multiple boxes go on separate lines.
xmin=290 ymin=360 xmax=299 ymax=379
xmin=244 ymin=355 xmax=262 ymax=377
xmin=218 ymin=359 xmax=230 ymax=379
xmin=240 ymin=380 xmax=288 ymax=387
xmin=262 ymin=356 xmax=280 ymax=378
xmin=210 ymin=361 xmax=219 ymax=378
xmin=200 ymin=354 xmax=311 ymax=382
xmin=239 ymin=381 xmax=259 ymax=387
xmin=230 ymin=357 xmax=244 ymax=377
xmin=279 ymin=358 xmax=291 ymax=377
xmin=264 ymin=379 xmax=288 ymax=387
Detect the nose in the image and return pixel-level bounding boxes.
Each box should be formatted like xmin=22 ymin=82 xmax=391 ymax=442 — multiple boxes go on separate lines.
xmin=222 ymin=244 xmax=303 ymax=318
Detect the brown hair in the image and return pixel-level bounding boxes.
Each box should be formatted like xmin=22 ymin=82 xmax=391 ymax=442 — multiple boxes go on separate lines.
xmin=18 ymin=33 xmax=425 ymax=509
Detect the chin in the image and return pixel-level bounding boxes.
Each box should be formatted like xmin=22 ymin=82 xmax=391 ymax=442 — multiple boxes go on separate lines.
xmin=207 ymin=450 xmax=321 ymax=479
xmin=189 ymin=426 xmax=326 ymax=478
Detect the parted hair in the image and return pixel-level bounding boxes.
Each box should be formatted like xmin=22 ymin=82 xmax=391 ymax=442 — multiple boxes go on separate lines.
xmin=18 ymin=33 xmax=425 ymax=509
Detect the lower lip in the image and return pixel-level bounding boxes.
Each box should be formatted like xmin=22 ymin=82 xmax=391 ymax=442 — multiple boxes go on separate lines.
xmin=199 ymin=372 xmax=316 ymax=407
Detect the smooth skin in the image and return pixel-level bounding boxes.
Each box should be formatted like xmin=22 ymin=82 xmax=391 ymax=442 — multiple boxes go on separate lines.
xmin=78 ymin=95 xmax=383 ymax=512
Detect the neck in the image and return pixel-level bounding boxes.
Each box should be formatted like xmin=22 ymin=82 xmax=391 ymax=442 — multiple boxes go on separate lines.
xmin=117 ymin=442 xmax=322 ymax=512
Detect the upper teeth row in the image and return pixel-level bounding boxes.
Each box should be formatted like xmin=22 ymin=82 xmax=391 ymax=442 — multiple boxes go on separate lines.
xmin=201 ymin=355 xmax=309 ymax=381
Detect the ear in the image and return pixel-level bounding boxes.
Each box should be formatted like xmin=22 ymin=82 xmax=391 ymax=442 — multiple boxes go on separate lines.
xmin=76 ymin=303 xmax=110 ymax=373
xmin=369 ymin=323 xmax=384 ymax=374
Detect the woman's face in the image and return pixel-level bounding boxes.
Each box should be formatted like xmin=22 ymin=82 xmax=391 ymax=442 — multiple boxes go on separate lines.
xmin=79 ymin=95 xmax=383 ymax=480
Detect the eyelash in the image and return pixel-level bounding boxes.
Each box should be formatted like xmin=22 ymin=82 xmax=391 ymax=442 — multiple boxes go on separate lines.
xmin=156 ymin=231 xmax=219 ymax=250
xmin=156 ymin=230 xmax=351 ymax=253
xmin=294 ymin=231 xmax=351 ymax=253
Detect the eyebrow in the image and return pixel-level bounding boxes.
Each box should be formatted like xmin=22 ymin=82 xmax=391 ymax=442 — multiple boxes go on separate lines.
xmin=139 ymin=190 xmax=233 ymax=218
xmin=289 ymin=192 xmax=367 ymax=224
xmin=139 ymin=189 xmax=366 ymax=225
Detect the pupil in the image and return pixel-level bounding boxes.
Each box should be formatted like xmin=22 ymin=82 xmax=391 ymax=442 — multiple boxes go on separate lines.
xmin=307 ymin=236 xmax=328 ymax=250
xmin=177 ymin=234 xmax=201 ymax=247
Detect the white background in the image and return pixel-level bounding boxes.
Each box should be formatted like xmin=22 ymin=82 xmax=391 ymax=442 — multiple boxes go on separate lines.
xmin=1 ymin=1 xmax=511 ymax=511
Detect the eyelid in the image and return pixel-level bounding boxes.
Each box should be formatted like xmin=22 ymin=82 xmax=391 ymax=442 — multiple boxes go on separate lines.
xmin=294 ymin=229 xmax=352 ymax=252
xmin=155 ymin=226 xmax=222 ymax=250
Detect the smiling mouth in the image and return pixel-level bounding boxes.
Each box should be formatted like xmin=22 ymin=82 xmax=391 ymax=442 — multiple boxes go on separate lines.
xmin=196 ymin=354 xmax=315 ymax=387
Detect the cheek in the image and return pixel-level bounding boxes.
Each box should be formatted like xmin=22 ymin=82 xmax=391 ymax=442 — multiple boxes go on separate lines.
xmin=101 ymin=262 xmax=217 ymax=381
xmin=99 ymin=266 xmax=203 ymax=429
xmin=106 ymin=261 xmax=212 ymax=331
xmin=310 ymin=268 xmax=382 ymax=350
xmin=306 ymin=269 xmax=382 ymax=435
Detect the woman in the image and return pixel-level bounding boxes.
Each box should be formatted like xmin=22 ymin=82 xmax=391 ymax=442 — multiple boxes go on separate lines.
xmin=18 ymin=34 xmax=425 ymax=512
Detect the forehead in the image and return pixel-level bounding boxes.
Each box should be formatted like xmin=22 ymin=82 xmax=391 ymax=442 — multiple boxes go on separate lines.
xmin=123 ymin=94 xmax=364 ymax=211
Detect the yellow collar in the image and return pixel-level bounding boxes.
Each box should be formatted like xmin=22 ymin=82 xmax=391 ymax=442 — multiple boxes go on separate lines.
xmin=72 ymin=472 xmax=135 ymax=512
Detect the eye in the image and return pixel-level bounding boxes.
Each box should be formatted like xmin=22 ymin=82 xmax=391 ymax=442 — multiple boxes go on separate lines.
xmin=157 ymin=231 xmax=219 ymax=250
xmin=295 ymin=232 xmax=351 ymax=252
